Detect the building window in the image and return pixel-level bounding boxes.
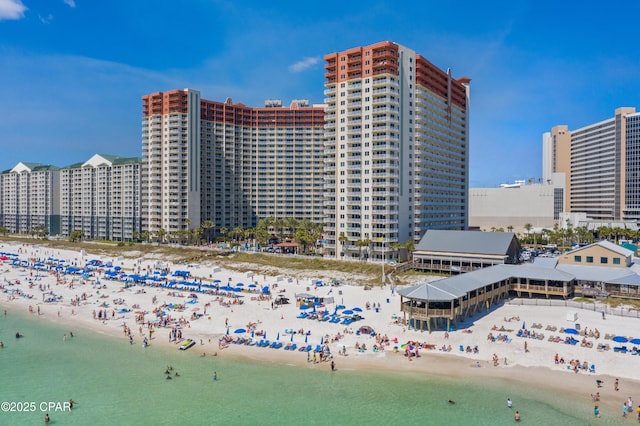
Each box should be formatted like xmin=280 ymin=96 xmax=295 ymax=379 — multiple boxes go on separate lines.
xmin=574 ymin=255 xmax=581 ymax=262
xmin=613 ymin=257 xmax=621 ymax=265
xmin=586 ymin=256 xmax=593 ymax=263
xmin=600 ymin=257 xmax=608 ymax=264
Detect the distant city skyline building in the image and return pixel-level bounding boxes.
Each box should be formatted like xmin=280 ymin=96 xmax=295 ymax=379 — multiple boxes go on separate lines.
xmin=59 ymin=154 xmax=141 ymax=241
xmin=322 ymin=41 xmax=470 ymax=260
xmin=141 ymin=89 xmax=325 ymax=238
xmin=547 ymin=107 xmax=640 ymax=222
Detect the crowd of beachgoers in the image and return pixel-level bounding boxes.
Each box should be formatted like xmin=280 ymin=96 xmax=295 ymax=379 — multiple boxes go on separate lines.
xmin=2 ymin=241 xmax=640 ymax=419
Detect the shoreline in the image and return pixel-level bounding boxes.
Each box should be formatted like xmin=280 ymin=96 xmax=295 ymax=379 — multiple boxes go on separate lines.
xmin=2 ymin=241 xmax=640 ymax=419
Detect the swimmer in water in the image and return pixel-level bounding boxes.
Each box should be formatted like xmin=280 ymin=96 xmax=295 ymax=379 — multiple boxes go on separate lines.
xmin=514 ymin=411 xmax=520 ymax=421
xmin=448 ymin=400 xmax=455 ymax=404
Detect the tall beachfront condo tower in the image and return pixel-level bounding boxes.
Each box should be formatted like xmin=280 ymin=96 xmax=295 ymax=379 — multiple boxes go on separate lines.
xmin=547 ymin=107 xmax=640 ymax=222
xmin=142 ymin=89 xmax=202 ymax=240
xmin=141 ymin=89 xmax=325 ymax=240
xmin=0 ymin=162 xmax=60 ymax=235
xmin=59 ymin=154 xmax=141 ymax=241
xmin=323 ymin=41 xmax=470 ymax=260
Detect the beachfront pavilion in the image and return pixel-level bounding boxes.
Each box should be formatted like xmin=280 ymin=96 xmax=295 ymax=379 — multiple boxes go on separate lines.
xmin=412 ymin=230 xmax=521 ymax=275
xmin=398 ymin=263 xmax=576 ymax=332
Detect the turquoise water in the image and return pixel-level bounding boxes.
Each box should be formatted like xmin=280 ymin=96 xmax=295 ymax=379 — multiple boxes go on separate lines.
xmin=0 ymin=309 xmax=623 ymax=426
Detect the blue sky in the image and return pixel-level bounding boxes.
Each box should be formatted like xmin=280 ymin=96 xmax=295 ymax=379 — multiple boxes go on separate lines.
xmin=1 ymin=0 xmax=640 ymax=187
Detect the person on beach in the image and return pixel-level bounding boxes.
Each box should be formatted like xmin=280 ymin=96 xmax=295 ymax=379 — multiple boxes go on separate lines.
xmin=615 ymin=378 xmax=619 ymax=391
xmin=213 ymin=371 xmax=217 ymax=381
xmin=594 ymin=405 xmax=600 ymax=418
xmin=331 ymin=361 xmax=335 ymax=371
xmin=624 ymin=402 xmax=628 ymax=417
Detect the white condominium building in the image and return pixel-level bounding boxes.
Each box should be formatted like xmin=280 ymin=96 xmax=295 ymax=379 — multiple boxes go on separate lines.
xmin=323 ymin=41 xmax=470 ymax=260
xmin=0 ymin=162 xmax=60 ymax=234
xmin=59 ymin=154 xmax=141 ymax=241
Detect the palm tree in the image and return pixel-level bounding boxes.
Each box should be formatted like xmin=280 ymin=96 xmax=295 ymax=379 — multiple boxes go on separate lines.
xmin=524 ymin=223 xmax=533 ymax=244
xmin=200 ymin=220 xmax=215 ymax=244
xmin=338 ymin=232 xmax=348 ymax=257
xmin=355 ymin=239 xmax=366 ymax=260
xmin=507 ymin=225 xmax=514 ymax=233
xmin=404 ymin=239 xmax=415 ymax=261
xmin=155 ymin=228 xmax=167 ymax=244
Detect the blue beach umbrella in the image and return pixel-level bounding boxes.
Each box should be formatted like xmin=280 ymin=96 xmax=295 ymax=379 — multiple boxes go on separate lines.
xmin=300 ymin=305 xmax=311 ymax=310
xmin=352 ymin=307 xmax=363 ymax=312
xmin=630 ymin=338 xmax=640 ymax=345
xmin=564 ymin=328 xmax=579 ymax=335
xmin=342 ymin=310 xmax=354 ymax=315
xmin=612 ymin=336 xmax=628 ymax=343
xmin=234 ymin=328 xmax=246 ymax=334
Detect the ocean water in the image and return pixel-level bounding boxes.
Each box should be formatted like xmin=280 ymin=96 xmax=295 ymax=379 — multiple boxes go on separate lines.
xmin=0 ymin=310 xmax=623 ymax=426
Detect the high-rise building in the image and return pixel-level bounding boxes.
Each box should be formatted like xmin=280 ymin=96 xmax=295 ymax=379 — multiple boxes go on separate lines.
xmin=322 ymin=41 xmax=470 ymax=260
xmin=141 ymin=90 xmax=325 ymax=239
xmin=0 ymin=162 xmax=60 ymax=235
xmin=59 ymin=154 xmax=141 ymax=241
xmin=547 ymin=107 xmax=640 ymax=222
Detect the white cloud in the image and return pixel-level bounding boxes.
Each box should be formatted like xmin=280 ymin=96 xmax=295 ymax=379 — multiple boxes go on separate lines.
xmin=289 ymin=56 xmax=319 ymax=72
xmin=63 ymin=0 xmax=76 ymax=7
xmin=0 ymin=0 xmax=27 ymax=20
xmin=38 ymin=13 xmax=53 ymax=24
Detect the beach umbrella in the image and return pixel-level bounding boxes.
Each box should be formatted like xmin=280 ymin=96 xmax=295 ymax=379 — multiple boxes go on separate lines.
xmin=300 ymin=305 xmax=311 ymax=310
xmin=336 ymin=305 xmax=345 ymax=310
xmin=352 ymin=307 xmax=363 ymax=312
xmin=630 ymin=338 xmax=640 ymax=345
xmin=236 ymin=283 xmax=244 ymax=287
xmin=564 ymin=328 xmax=579 ymax=335
xmin=612 ymin=336 xmax=628 ymax=343
xmin=234 ymin=328 xmax=246 ymax=334
xmin=213 ymin=279 xmax=221 ymax=283
xmin=342 ymin=310 xmax=354 ymax=315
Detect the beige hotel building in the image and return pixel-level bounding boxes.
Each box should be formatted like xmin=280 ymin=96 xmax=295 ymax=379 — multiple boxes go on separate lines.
xmin=141 ymin=90 xmax=325 ymax=237
xmin=544 ymin=107 xmax=640 ymax=223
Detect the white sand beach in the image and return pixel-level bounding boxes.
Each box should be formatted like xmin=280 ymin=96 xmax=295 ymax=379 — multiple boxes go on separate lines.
xmin=2 ymin=241 xmax=640 ymax=415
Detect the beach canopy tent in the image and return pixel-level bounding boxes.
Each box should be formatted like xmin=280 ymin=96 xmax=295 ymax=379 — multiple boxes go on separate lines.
xmin=359 ymin=325 xmax=375 ymax=334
